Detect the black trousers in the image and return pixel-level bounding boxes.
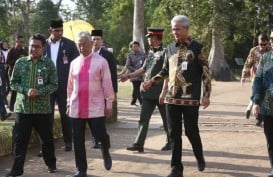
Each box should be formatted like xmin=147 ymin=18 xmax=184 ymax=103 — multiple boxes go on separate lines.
xmin=131 ymin=81 xmax=142 ymax=105
xmin=9 ymin=90 xmax=16 ymax=111
xmin=72 ymin=117 xmax=110 ymax=172
xmin=51 ymin=90 xmax=72 ymax=145
xmin=10 ymin=113 xmax=56 ymax=174
xmin=134 ymin=98 xmax=170 ymax=146
xmin=263 ymin=115 xmax=273 ymax=167
xmin=166 ymin=104 xmax=204 ymax=171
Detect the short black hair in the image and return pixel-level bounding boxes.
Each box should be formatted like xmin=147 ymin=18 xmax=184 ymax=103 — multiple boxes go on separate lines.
xmin=29 ymin=33 xmax=46 ymax=47
xmin=130 ymin=41 xmax=140 ymax=48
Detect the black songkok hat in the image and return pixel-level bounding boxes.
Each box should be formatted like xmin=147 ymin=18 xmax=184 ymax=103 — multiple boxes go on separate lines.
xmin=50 ymin=19 xmax=63 ymax=28
xmin=145 ymin=27 xmax=164 ymax=37
xmin=91 ymin=30 xmax=103 ymax=37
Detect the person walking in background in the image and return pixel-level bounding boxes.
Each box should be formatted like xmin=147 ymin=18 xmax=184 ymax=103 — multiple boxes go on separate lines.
xmin=241 ymin=33 xmax=271 ymax=126
xmin=6 ymin=36 xmax=28 ymax=112
xmin=67 ymin=32 xmax=114 ymax=177
xmin=143 ymin=15 xmax=211 ymax=177
xmin=44 ymin=19 xmax=79 ymax=152
xmin=90 ymin=29 xmax=117 ymax=149
xmin=6 ymin=33 xmax=58 ymax=177
xmin=0 ymin=40 xmax=10 ymax=108
xmin=119 ymin=27 xmax=171 ymax=152
xmin=125 ymin=41 xmax=145 ymax=106
xmin=252 ymin=30 xmax=273 ymax=177
xmin=0 ymin=46 xmax=11 ymax=121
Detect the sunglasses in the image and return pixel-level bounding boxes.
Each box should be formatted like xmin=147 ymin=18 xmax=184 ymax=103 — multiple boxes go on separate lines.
xmin=259 ymin=43 xmax=267 ymax=46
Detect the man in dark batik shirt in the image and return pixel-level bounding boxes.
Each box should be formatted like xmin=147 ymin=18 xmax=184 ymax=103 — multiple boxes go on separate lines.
xmin=143 ymin=15 xmax=211 ymax=177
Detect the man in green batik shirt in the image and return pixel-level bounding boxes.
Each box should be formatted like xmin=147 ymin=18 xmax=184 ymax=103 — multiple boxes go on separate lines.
xmin=119 ymin=27 xmax=171 ymax=152
xmin=6 ymin=33 xmax=58 ymax=177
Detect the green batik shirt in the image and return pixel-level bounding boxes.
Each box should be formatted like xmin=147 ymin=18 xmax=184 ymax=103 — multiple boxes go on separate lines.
xmin=10 ymin=55 xmax=58 ymax=114
xmin=141 ymin=45 xmax=165 ymax=100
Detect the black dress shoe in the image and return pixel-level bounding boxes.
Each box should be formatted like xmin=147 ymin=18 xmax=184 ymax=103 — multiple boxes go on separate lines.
xmin=197 ymin=160 xmax=206 ymax=171
xmin=73 ymin=171 xmax=87 ymax=177
xmin=101 ymin=148 xmax=112 ymax=170
xmin=166 ymin=168 xmax=183 ymax=177
xmin=48 ymin=166 xmax=57 ymax=173
xmin=246 ymin=110 xmax=251 ymax=119
xmin=161 ymin=143 xmax=171 ymax=151
xmin=126 ymin=144 xmax=144 ymax=152
xmin=1 ymin=112 xmax=11 ymax=121
xmin=5 ymin=171 xmax=23 ymax=177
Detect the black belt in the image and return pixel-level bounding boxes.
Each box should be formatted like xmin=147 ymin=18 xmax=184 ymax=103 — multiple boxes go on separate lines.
xmin=164 ymin=97 xmax=200 ymax=106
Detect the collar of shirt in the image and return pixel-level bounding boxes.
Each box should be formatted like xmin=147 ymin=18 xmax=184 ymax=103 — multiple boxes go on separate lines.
xmin=26 ymin=55 xmax=46 ymax=62
xmin=93 ymin=47 xmax=101 ymax=54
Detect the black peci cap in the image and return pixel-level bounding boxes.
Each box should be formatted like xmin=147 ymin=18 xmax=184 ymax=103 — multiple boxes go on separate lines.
xmin=50 ymin=19 xmax=63 ymax=28
xmin=91 ymin=30 xmax=103 ymax=37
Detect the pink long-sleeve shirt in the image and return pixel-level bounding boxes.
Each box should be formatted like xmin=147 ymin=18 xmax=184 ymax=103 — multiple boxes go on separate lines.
xmin=67 ymin=52 xmax=114 ymax=119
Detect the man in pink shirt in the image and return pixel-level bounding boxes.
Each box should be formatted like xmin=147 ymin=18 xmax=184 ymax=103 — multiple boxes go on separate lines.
xmin=67 ymin=31 xmax=114 ymax=177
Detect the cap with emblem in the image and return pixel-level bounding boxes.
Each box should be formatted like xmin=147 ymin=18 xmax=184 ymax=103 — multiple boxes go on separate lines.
xmin=91 ymin=30 xmax=103 ymax=37
xmin=145 ymin=27 xmax=164 ymax=37
xmin=50 ymin=19 xmax=63 ymax=28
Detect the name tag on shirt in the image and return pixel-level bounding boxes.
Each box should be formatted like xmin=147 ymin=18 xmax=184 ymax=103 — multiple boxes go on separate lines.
xmin=181 ymin=61 xmax=188 ymax=71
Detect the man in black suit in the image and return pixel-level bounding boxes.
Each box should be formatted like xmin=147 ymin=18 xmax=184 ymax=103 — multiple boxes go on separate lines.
xmin=90 ymin=30 xmax=117 ymax=148
xmin=44 ymin=19 xmax=79 ymax=152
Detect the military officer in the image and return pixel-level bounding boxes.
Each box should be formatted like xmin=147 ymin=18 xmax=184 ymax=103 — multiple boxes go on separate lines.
xmin=119 ymin=27 xmax=171 ymax=152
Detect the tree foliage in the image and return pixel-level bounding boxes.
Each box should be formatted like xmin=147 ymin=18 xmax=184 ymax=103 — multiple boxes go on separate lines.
xmin=30 ymin=0 xmax=59 ymax=37
xmin=2 ymin=0 xmax=273 ymax=76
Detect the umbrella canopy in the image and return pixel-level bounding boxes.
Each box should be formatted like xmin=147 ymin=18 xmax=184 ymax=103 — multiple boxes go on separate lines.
xmin=63 ymin=20 xmax=94 ymax=42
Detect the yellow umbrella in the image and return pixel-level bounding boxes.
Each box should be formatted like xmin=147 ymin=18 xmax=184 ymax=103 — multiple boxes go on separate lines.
xmin=63 ymin=20 xmax=94 ymax=42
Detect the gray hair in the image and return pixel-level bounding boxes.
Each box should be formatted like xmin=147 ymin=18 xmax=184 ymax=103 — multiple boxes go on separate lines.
xmin=77 ymin=31 xmax=93 ymax=41
xmin=171 ymin=15 xmax=190 ymax=27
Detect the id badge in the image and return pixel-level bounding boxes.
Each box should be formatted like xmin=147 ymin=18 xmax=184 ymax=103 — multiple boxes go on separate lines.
xmin=181 ymin=61 xmax=188 ymax=71
xmin=38 ymin=77 xmax=43 ymax=85
xmin=63 ymin=56 xmax=68 ymax=64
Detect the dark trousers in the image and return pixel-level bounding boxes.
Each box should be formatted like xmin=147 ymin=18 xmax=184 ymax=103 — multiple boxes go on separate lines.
xmin=134 ymin=98 xmax=170 ymax=146
xmin=11 ymin=113 xmax=56 ymax=174
xmin=9 ymin=90 xmax=16 ymax=111
xmin=51 ymin=90 xmax=72 ymax=145
xmin=72 ymin=117 xmax=110 ymax=172
xmin=0 ymin=87 xmax=7 ymax=115
xmin=131 ymin=81 xmax=142 ymax=105
xmin=166 ymin=104 xmax=204 ymax=171
xmin=263 ymin=115 xmax=273 ymax=167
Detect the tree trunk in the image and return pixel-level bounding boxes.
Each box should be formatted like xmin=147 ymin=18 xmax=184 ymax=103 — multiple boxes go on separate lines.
xmin=133 ymin=0 xmax=144 ymax=51
xmin=208 ymin=29 xmax=236 ymax=81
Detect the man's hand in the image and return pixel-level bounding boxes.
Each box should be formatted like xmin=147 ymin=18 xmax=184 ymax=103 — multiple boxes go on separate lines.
xmin=142 ymin=79 xmax=154 ymax=91
xmin=105 ymin=108 xmax=113 ymax=118
xmin=27 ymin=88 xmax=38 ymax=98
xmin=200 ymin=96 xmax=210 ymax=109
xmin=252 ymin=104 xmax=260 ymax=118
xmin=118 ymin=74 xmax=129 ymax=82
xmin=240 ymin=78 xmax=246 ymax=86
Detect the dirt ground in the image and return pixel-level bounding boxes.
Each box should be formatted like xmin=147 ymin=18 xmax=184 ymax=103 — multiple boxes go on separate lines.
xmin=0 ymin=81 xmax=271 ymax=177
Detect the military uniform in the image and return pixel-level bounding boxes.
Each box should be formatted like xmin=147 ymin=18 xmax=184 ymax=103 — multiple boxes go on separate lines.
xmin=127 ymin=28 xmax=170 ymax=152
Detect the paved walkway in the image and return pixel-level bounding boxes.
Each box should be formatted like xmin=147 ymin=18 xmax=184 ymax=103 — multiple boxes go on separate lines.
xmin=0 ymin=81 xmax=270 ymax=177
